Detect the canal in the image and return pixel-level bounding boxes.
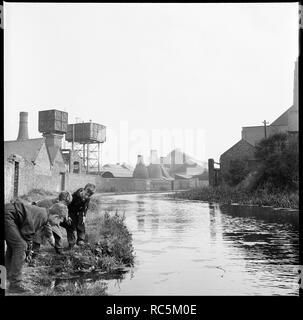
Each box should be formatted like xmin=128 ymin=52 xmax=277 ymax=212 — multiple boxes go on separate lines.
xmin=94 ymin=192 xmax=299 ymax=296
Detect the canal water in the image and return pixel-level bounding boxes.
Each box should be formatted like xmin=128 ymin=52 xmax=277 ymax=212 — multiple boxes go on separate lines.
xmin=94 ymin=193 xmax=299 ymax=296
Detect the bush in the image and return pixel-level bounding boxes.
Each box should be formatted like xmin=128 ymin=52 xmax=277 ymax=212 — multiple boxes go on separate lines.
xmin=254 ymin=133 xmax=298 ymax=191
xmin=98 ymin=211 xmax=134 ymax=266
xmin=224 ymin=159 xmax=249 ymax=186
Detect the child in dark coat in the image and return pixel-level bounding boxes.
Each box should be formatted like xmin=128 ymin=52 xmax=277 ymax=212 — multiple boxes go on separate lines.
xmin=32 ymin=191 xmax=72 ymax=256
xmin=61 ymin=183 xmax=96 ymax=248
xmin=5 ymin=199 xmax=67 ymax=294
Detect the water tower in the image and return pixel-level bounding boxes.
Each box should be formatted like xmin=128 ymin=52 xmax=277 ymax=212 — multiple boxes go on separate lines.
xmin=65 ymin=121 xmax=106 ymax=173
xmin=38 ymin=109 xmax=68 ymax=149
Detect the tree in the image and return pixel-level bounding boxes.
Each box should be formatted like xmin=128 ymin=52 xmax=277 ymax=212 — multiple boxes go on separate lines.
xmin=224 ymin=159 xmax=249 ymax=186
xmin=254 ymin=133 xmax=298 ymax=191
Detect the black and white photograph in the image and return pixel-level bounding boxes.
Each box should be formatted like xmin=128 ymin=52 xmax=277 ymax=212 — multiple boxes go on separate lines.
xmin=2 ymin=2 xmax=300 ymax=297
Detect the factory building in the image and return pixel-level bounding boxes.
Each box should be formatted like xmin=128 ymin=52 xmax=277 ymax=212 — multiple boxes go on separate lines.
xmin=4 ymin=110 xmax=208 ymax=201
xmin=218 ymin=58 xmax=299 ymax=184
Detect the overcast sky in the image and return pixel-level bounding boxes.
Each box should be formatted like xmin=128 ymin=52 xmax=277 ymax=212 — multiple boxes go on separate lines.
xmin=4 ymin=3 xmax=299 ymax=166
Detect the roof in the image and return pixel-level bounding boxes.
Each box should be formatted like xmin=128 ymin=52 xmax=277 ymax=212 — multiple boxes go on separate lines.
xmin=4 ymin=138 xmax=46 ymax=163
xmin=164 ymin=148 xmax=206 ymax=167
xmin=186 ymin=165 xmax=205 ymax=176
xmin=101 ymin=164 xmax=133 ymax=178
xmin=270 ymin=106 xmax=293 ymax=126
xmin=161 ymin=165 xmax=173 ymax=179
xmin=174 ymin=173 xmax=193 ymax=179
xmin=220 ymin=139 xmax=255 ymax=159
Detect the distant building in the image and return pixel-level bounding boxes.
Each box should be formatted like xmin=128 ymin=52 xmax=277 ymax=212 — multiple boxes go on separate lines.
xmin=100 ymin=163 xmax=134 ymax=178
xmin=162 ymin=148 xmax=207 ymax=179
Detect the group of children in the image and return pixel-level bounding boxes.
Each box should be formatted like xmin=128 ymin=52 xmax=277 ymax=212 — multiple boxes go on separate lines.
xmin=4 ymin=183 xmax=96 ymax=294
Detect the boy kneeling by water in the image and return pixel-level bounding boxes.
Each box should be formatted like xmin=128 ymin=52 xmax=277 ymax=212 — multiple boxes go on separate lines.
xmin=31 ymin=191 xmax=72 ymax=256
xmin=5 ymin=199 xmax=68 ymax=294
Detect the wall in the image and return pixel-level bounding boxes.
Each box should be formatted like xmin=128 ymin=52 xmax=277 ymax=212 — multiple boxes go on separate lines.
xmin=34 ymin=143 xmax=52 ymax=175
xmin=242 ymin=125 xmax=288 ymax=146
xmin=5 ymin=161 xmax=204 ymax=202
xmin=51 ymin=150 xmax=67 ymax=175
xmin=65 ymin=173 xmax=97 ymax=193
xmin=220 ymin=139 xmax=256 ymax=178
xmin=173 ymin=178 xmax=202 ymax=190
xmin=95 ymin=177 xmax=150 ymax=192
xmin=150 ymin=179 xmax=172 ymax=191
xmin=4 ymin=160 xmax=15 ymax=202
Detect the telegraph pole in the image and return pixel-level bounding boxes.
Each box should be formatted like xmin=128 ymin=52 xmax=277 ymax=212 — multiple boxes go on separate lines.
xmin=262 ymin=120 xmax=269 ymax=139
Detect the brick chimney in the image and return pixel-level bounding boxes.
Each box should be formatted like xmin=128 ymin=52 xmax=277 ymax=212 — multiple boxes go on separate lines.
xmin=17 ymin=112 xmax=29 ymax=141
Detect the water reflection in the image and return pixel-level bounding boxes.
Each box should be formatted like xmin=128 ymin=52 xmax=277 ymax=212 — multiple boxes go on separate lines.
xmin=94 ymin=193 xmax=299 ymax=295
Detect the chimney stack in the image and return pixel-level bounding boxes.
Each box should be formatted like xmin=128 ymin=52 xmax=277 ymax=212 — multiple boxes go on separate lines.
xmin=133 ymin=155 xmax=149 ymax=179
xmin=17 ymin=112 xmax=29 ymax=141
xmin=148 ymin=150 xmax=162 ymax=179
xmin=150 ymin=150 xmax=160 ymax=164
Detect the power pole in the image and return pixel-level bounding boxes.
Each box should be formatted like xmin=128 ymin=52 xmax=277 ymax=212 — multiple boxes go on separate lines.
xmin=262 ymin=120 xmax=269 ymax=139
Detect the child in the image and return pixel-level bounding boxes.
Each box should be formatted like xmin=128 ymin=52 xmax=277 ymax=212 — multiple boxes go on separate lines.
xmin=32 ymin=191 xmax=72 ymax=256
xmin=5 ymin=199 xmax=67 ymax=294
xmin=61 ymin=183 xmax=96 ymax=248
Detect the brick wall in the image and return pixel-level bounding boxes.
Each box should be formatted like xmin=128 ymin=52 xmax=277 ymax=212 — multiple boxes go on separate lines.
xmin=220 ymin=139 xmax=256 ymax=178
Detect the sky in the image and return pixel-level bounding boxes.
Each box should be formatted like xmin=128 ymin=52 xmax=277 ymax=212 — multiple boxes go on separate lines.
xmin=4 ymin=2 xmax=299 ymax=167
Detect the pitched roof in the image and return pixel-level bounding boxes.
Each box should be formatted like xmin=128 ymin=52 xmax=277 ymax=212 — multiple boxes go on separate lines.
xmin=4 ymin=138 xmax=46 ymax=163
xmin=101 ymin=164 xmax=133 ymax=178
xmin=270 ymin=105 xmax=293 ymax=126
xmin=220 ymin=139 xmax=255 ymax=159
xmin=161 ymin=165 xmax=173 ymax=179
xmin=186 ymin=165 xmax=205 ymax=176
xmin=174 ymin=173 xmax=193 ymax=179
xmin=164 ymin=148 xmax=206 ymax=167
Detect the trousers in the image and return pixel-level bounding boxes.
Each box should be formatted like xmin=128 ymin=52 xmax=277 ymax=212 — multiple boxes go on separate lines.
xmin=5 ymin=207 xmax=27 ymax=285
xmin=61 ymin=212 xmax=85 ymax=246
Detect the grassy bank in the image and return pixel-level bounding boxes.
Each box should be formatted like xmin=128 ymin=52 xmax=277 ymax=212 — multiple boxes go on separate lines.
xmin=171 ymin=185 xmax=299 ymax=209
xmin=8 ymin=190 xmax=134 ymax=296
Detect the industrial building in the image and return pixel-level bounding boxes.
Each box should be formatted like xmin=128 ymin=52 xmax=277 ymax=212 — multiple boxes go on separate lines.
xmin=217 ymin=59 xmax=299 ymax=184
xmin=4 ymin=109 xmax=208 ymax=202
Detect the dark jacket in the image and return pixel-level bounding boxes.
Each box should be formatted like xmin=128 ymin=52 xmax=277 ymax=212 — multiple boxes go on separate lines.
xmin=68 ymin=188 xmax=90 ymax=218
xmin=34 ymin=198 xmax=61 ymax=237
xmin=5 ymin=200 xmax=52 ymax=243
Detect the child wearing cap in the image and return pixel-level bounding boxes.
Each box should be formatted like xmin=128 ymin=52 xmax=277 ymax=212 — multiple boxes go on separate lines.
xmin=32 ymin=191 xmax=72 ymax=256
xmin=61 ymin=183 xmax=96 ymax=248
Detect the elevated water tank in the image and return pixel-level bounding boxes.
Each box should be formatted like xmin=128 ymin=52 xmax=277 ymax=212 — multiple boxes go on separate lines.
xmin=38 ymin=109 xmax=68 ymax=134
xmin=65 ymin=122 xmax=106 ymax=144
xmin=133 ymin=155 xmax=149 ymax=179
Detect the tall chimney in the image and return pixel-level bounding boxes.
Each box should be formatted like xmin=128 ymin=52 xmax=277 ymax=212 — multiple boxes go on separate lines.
xmin=148 ymin=150 xmax=162 ymax=179
xmin=150 ymin=150 xmax=160 ymax=164
xmin=17 ymin=112 xmax=29 ymax=141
